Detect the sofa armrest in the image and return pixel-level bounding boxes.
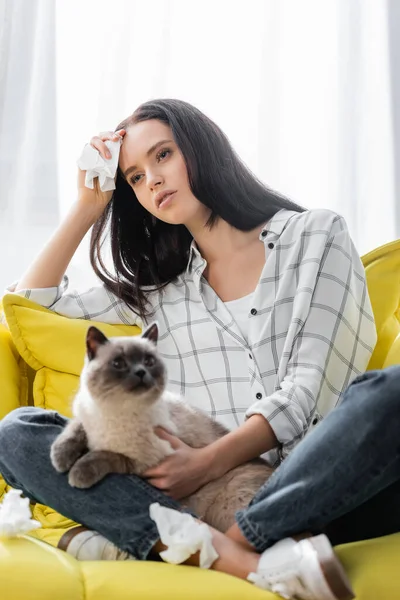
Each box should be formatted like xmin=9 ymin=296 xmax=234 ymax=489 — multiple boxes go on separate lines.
xmin=0 ymin=322 xmax=23 ymax=419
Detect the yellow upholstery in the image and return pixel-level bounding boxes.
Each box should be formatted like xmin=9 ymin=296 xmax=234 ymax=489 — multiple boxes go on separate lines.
xmin=0 ymin=535 xmax=273 ymax=600
xmin=2 ymin=293 xmax=141 ymax=415
xmin=0 ymin=237 xmax=400 ymax=599
xmin=362 ymin=238 xmax=400 ymax=369
xmin=0 ymin=315 xmax=28 ymax=419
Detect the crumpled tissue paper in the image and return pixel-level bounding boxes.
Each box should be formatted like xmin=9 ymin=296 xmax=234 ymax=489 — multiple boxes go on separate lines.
xmin=77 ymin=137 xmax=122 ymax=192
xmin=149 ymin=502 xmax=219 ymax=569
xmin=0 ymin=489 xmax=40 ymax=538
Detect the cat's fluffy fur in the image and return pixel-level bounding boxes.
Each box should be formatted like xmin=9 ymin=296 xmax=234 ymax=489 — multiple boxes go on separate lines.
xmin=50 ymin=324 xmax=273 ymax=532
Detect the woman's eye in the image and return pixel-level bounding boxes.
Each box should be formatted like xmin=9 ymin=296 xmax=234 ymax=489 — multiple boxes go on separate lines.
xmin=111 ymin=357 xmax=127 ymax=370
xmin=143 ymin=355 xmax=155 ymax=367
xmin=130 ymin=149 xmax=171 ymax=186
xmin=156 ymin=148 xmax=171 ymax=161
xmin=131 ymin=174 xmax=142 ymax=185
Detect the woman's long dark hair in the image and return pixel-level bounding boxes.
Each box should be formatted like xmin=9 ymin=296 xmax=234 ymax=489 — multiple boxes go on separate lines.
xmin=90 ymin=98 xmax=305 ymax=318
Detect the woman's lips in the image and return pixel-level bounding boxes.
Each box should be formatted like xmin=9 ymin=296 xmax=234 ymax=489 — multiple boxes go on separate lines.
xmin=158 ymin=191 xmax=176 ymax=210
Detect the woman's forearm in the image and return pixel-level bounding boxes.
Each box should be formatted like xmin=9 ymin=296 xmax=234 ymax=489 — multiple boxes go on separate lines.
xmin=15 ymin=201 xmax=100 ymax=291
xmin=205 ymin=414 xmax=278 ymax=480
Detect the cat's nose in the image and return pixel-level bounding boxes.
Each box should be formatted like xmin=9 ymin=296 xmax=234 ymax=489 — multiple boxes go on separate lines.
xmin=134 ymin=368 xmax=146 ymax=379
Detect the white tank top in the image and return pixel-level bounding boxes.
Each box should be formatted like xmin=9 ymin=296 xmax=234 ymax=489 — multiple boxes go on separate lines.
xmin=224 ymin=292 xmax=254 ymax=341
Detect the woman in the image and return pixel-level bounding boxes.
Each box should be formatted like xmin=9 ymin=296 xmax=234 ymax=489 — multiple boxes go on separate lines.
xmin=1 ymin=98 xmax=397 ymax=600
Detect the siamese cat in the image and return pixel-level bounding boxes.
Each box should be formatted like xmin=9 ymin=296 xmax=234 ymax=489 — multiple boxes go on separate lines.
xmin=50 ymin=323 xmax=273 ymax=532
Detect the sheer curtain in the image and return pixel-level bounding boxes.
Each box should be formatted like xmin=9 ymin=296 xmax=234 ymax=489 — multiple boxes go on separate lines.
xmin=0 ymin=0 xmax=398 ymax=291
xmin=0 ymin=0 xmax=58 ymax=290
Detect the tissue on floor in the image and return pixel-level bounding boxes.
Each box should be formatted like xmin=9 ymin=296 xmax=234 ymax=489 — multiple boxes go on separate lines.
xmin=0 ymin=489 xmax=40 ymax=538
xmin=149 ymin=502 xmax=219 ymax=569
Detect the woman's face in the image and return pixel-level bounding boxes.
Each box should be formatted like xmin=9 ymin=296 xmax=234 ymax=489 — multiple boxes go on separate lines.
xmin=119 ymin=119 xmax=209 ymax=227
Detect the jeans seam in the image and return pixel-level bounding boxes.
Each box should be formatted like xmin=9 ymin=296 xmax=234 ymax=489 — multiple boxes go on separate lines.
xmin=235 ymin=510 xmax=272 ymax=552
xmin=135 ymin=527 xmax=164 ymax=560
xmin=0 ymin=469 xmax=19 ymax=490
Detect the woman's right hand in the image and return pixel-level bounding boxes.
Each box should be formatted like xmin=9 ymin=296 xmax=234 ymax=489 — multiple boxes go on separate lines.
xmin=77 ymin=128 xmax=127 ymax=217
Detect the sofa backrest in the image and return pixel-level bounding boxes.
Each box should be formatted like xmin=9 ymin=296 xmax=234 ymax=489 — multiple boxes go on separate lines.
xmin=362 ymin=239 xmax=400 ymax=369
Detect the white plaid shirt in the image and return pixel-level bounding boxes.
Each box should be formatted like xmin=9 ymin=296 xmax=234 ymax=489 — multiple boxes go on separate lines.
xmin=11 ymin=208 xmax=377 ymax=465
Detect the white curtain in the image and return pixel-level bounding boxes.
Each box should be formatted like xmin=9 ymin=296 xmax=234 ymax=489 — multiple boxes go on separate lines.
xmin=0 ymin=0 xmax=58 ymax=290
xmin=0 ymin=0 xmax=397 ymax=292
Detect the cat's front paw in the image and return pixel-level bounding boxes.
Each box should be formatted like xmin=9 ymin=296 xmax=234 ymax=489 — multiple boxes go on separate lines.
xmin=50 ymin=441 xmax=77 ymax=473
xmin=68 ymin=456 xmax=103 ymax=489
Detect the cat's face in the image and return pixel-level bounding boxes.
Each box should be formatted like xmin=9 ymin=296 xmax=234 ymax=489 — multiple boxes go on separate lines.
xmin=82 ymin=323 xmax=166 ymax=404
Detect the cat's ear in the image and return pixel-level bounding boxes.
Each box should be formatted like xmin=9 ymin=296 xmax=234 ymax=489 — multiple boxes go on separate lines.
xmin=86 ymin=326 xmax=109 ymax=360
xmin=141 ymin=322 xmax=158 ymax=345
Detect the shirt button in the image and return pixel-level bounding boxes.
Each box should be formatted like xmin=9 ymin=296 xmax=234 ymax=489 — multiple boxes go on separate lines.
xmin=250 ymin=308 xmax=257 ymax=315
xmin=261 ymin=230 xmax=267 ymax=237
xmin=256 ymin=392 xmax=262 ymax=400
xmin=268 ymin=242 xmax=274 ymax=249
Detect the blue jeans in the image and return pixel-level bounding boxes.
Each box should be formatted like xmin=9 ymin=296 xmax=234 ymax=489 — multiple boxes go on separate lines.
xmin=0 ymin=367 xmax=399 ymax=559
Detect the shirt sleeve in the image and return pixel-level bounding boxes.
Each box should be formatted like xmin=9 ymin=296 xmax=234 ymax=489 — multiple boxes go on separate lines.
xmin=5 ymin=276 xmax=142 ymax=326
xmin=246 ymin=213 xmax=377 ymax=459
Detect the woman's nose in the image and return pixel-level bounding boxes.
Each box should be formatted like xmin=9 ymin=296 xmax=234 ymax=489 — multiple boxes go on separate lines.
xmin=148 ymin=172 xmax=164 ymax=190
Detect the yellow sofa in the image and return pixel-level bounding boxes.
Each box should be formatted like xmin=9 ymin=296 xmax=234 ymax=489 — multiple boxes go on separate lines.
xmin=0 ymin=238 xmax=399 ymax=600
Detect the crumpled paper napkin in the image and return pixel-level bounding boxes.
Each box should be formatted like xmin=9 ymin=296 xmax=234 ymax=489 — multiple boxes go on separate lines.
xmin=0 ymin=489 xmax=40 ymax=538
xmin=149 ymin=502 xmax=219 ymax=569
xmin=76 ymin=137 xmax=122 ymax=192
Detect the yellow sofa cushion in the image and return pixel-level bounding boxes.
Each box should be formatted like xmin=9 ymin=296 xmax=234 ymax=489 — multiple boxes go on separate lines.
xmin=0 ymin=321 xmax=28 ymax=419
xmin=0 ymin=531 xmax=400 ymax=600
xmin=382 ymin=333 xmax=400 ymax=368
xmin=2 ymin=293 xmax=141 ymax=416
xmin=0 ymin=535 xmax=272 ymax=600
xmin=362 ymin=239 xmax=400 ymax=369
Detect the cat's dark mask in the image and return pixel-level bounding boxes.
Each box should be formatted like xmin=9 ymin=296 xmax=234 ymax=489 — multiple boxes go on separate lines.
xmin=86 ymin=323 xmax=159 ymax=361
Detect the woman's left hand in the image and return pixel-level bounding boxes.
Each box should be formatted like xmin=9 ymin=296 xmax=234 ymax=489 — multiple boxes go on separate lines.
xmin=143 ymin=428 xmax=212 ymax=500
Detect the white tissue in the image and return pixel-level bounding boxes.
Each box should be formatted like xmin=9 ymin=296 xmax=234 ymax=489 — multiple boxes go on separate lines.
xmin=149 ymin=502 xmax=219 ymax=569
xmin=0 ymin=489 xmax=40 ymax=538
xmin=77 ymin=138 xmax=122 ymax=192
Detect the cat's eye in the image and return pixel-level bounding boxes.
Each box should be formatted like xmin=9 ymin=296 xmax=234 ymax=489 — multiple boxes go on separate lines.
xmin=111 ymin=357 xmax=127 ymax=370
xmin=143 ymin=355 xmax=155 ymax=367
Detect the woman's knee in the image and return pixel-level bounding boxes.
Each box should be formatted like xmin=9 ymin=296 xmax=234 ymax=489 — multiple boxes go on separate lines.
xmin=0 ymin=407 xmax=47 ymax=459
xmin=347 ymin=365 xmax=400 ymax=418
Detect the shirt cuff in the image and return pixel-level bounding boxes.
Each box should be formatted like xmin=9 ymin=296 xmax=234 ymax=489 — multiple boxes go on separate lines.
xmin=245 ymin=394 xmax=309 ymax=459
xmin=5 ymin=276 xmax=69 ymax=309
